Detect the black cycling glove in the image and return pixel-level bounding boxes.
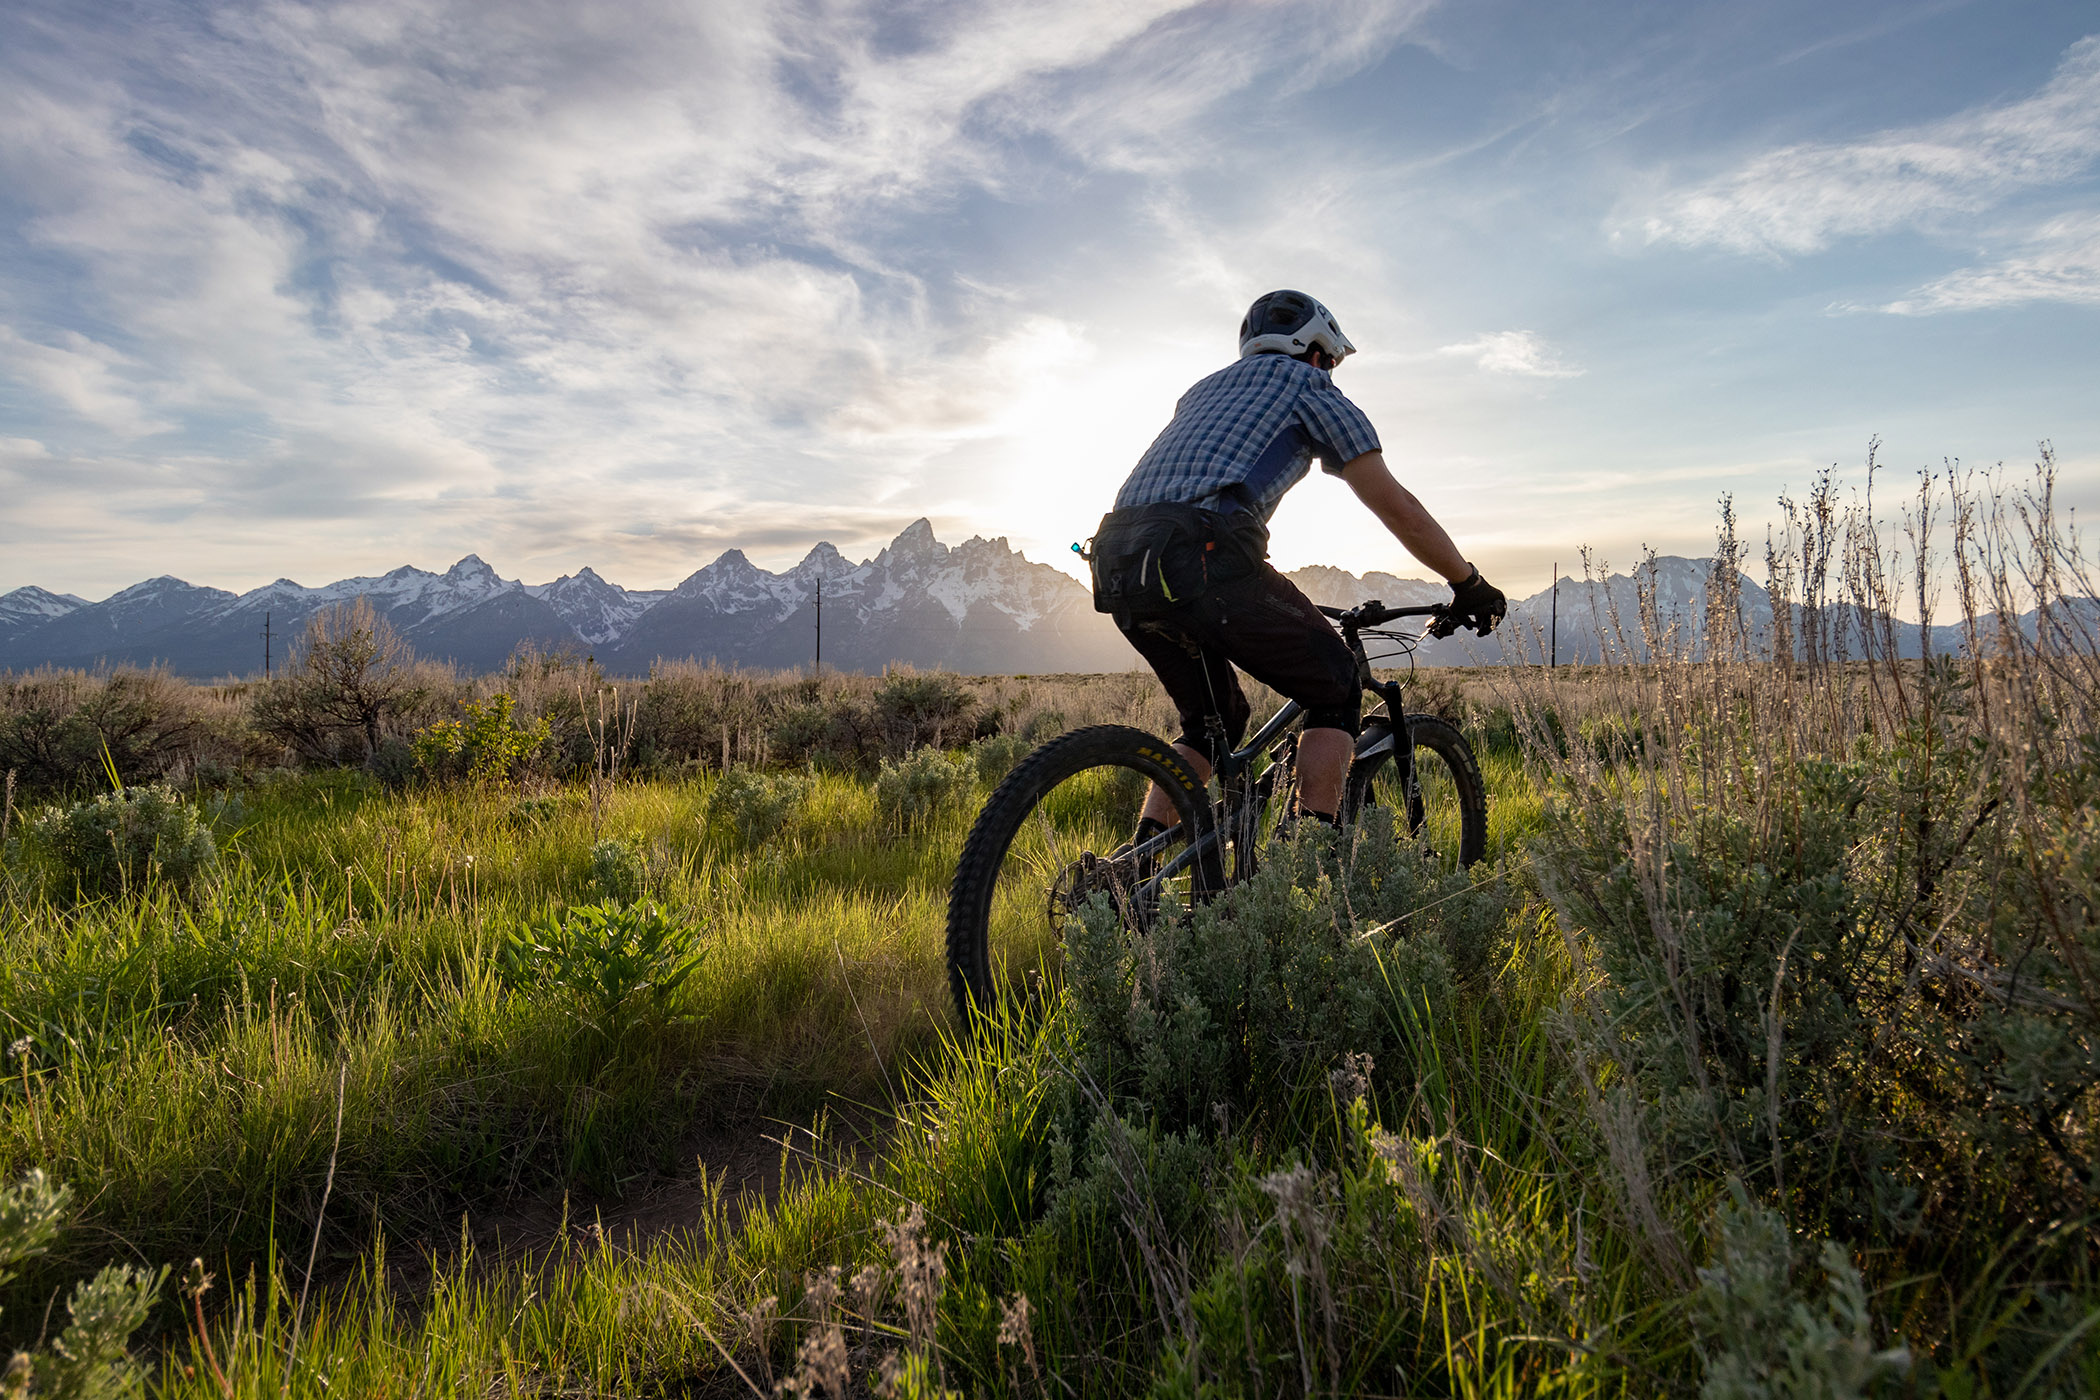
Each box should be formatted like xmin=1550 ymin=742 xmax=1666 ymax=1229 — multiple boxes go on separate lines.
xmin=1438 ymin=568 xmax=1507 ymax=638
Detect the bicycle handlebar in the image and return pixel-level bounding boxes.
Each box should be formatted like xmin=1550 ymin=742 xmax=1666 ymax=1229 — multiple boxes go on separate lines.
xmin=1315 ymin=599 xmax=1448 ymax=629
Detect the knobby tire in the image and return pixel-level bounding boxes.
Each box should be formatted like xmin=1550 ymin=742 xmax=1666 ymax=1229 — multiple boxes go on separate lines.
xmin=1345 ymin=714 xmax=1487 ymax=870
xmin=946 ymin=724 xmax=1215 ymax=1022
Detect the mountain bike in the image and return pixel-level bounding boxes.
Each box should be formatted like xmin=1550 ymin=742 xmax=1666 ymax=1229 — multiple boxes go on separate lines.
xmin=945 ymin=599 xmax=1488 ymax=1018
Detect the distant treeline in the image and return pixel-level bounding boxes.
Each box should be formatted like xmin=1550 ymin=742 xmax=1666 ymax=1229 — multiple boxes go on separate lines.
xmin=0 ymin=598 xmax=1207 ymax=798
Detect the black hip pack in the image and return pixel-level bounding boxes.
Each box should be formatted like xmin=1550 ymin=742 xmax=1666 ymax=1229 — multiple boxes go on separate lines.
xmin=1086 ymin=502 xmax=1268 ymax=620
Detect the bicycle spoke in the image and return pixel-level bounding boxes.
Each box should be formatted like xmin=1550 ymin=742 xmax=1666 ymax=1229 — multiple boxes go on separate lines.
xmin=1345 ymin=715 xmax=1486 ymax=874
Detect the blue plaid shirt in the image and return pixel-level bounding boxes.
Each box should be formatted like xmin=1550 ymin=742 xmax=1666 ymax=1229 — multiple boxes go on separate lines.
xmin=1114 ymin=354 xmax=1381 ymax=521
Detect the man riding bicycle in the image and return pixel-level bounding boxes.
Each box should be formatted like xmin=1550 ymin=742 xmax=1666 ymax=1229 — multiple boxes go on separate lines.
xmin=1087 ymin=290 xmax=1506 ymax=846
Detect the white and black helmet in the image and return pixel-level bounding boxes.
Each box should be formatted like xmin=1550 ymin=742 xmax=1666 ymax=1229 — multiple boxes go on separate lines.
xmin=1238 ymin=289 xmax=1356 ymax=362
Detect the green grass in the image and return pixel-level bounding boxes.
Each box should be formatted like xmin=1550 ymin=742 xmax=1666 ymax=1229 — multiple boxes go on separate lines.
xmin=3 ymin=686 xmax=2095 ymax=1396
xmin=0 ymin=765 xmax=974 ymax=1289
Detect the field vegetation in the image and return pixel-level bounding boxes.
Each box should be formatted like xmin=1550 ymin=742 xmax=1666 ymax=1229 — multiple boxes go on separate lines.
xmin=0 ymin=462 xmax=2095 ymax=1396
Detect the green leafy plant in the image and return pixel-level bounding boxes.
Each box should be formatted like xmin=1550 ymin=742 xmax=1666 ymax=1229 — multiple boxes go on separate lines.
xmin=2 ymin=1169 xmax=165 ymax=1399
xmin=30 ymin=784 xmax=217 ymax=898
xmin=498 ymin=900 xmax=706 ymax=1038
xmin=411 ymin=693 xmax=550 ymax=786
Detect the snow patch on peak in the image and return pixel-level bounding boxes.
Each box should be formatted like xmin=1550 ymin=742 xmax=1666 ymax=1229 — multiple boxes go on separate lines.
xmin=110 ymin=575 xmax=193 ymax=600
xmin=794 ymin=541 xmax=847 ymax=573
xmin=538 ymin=566 xmax=663 ymax=645
xmin=888 ymin=519 xmax=944 ymax=558
xmin=0 ymin=585 xmax=87 ymax=619
xmin=445 ymin=554 xmax=498 ymax=581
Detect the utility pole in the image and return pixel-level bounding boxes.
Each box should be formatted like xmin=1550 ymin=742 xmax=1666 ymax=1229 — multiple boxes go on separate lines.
xmin=813 ymin=575 xmax=823 ymax=676
xmin=263 ymin=611 xmax=273 ymax=678
xmin=1549 ymin=564 xmax=1558 ymax=669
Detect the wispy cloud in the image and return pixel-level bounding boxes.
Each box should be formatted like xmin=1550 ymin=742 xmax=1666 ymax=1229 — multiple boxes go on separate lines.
xmin=0 ymin=0 xmax=1432 ymax=589
xmin=1633 ymin=35 xmax=2100 ymax=255
xmin=1885 ymin=213 xmax=2100 ymax=312
xmin=1436 ymin=330 xmax=1583 ymax=378
xmin=0 ymin=327 xmax=172 ymax=438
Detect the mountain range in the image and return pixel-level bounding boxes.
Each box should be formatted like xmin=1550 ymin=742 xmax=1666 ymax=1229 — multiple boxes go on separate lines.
xmin=0 ymin=523 xmax=2058 ymax=679
xmin=0 ymin=521 xmax=1136 ymax=677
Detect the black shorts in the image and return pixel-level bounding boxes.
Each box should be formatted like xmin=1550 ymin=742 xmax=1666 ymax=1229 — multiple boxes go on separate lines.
xmin=1118 ymin=564 xmax=1362 ymax=765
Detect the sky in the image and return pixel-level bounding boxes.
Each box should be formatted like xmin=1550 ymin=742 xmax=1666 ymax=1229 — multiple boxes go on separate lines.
xmin=2 ymin=0 xmax=2096 ymax=601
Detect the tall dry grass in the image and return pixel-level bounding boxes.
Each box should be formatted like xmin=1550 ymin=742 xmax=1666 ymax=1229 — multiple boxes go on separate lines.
xmin=1495 ymin=449 xmax=2098 ymax=1380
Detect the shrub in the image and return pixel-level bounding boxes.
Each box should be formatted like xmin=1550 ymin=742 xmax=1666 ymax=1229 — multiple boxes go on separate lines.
xmin=765 ymin=702 xmax=842 ymax=766
xmin=0 ymin=667 xmax=221 ymax=793
xmin=631 ymin=662 xmax=777 ymax=770
xmin=1538 ymin=666 xmax=2100 ymax=1242
xmin=1689 ymin=1188 xmax=1910 ymax=1397
xmin=874 ymin=670 xmax=977 ymax=751
xmin=500 ymin=642 xmax=616 ymax=775
xmin=1066 ymin=815 xmax=1518 ymax=1129
xmin=498 ymin=901 xmax=706 ymax=1039
xmin=763 ymin=697 xmax=888 ymax=773
xmin=588 ymin=837 xmax=648 ymax=903
xmin=1 ymin=1169 xmax=164 ymax=1398
xmin=874 ymin=748 xmax=973 ymax=831
xmin=1504 ymin=462 xmax=2100 ymax=1382
xmin=969 ymin=732 xmax=1031 ymax=787
xmin=706 ymin=767 xmax=810 ymax=846
xmin=411 ymin=693 xmax=550 ymax=786
xmin=250 ymin=599 xmax=434 ymax=761
xmin=365 ymin=734 xmax=418 ymax=790
xmin=32 ymin=784 xmax=217 ymax=897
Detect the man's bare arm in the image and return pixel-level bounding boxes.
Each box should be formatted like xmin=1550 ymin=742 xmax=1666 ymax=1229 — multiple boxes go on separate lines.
xmin=1337 ymin=450 xmax=1472 ymax=584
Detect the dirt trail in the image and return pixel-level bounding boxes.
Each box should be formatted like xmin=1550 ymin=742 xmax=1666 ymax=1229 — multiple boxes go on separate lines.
xmin=374 ymin=1097 xmax=893 ymax=1304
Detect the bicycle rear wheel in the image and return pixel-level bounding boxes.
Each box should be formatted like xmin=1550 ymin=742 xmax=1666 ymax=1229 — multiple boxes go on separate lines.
xmin=946 ymin=725 xmax=1220 ymax=1020
xmin=1344 ymin=714 xmax=1487 ymax=871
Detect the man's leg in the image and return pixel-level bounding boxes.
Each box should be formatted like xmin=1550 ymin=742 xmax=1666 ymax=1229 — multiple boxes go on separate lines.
xmin=1200 ymin=568 xmax=1364 ymax=821
xmin=1118 ymin=617 xmax=1247 ymax=835
xmin=1296 ymin=726 xmax=1353 ymax=819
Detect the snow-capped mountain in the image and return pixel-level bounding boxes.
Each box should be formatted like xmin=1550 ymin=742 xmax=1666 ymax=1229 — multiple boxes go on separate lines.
xmin=601 ymin=521 xmax=1130 ymax=674
xmin=6 ymin=539 xmax=2050 ymax=679
xmin=0 ymin=585 xmax=88 ymax=647
xmin=1287 ymin=564 xmax=1449 ymax=613
xmin=529 ymin=568 xmax=669 ymax=647
xmin=0 ymin=521 xmax=1134 ymax=678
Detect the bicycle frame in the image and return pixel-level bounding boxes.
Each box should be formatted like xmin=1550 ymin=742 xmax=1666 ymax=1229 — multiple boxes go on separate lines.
xmin=1137 ymin=602 xmax=1448 ymax=893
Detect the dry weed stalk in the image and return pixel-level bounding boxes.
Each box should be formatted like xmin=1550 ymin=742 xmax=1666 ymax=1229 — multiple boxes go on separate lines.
xmin=1259 ymin=1163 xmax=1341 ymax=1395
xmin=579 ymin=682 xmax=638 ymax=841
xmin=1498 ymin=445 xmax=2100 ymax=1255
xmin=996 ymin=1292 xmax=1042 ymax=1393
xmin=777 ymin=1266 xmax=851 ymax=1399
xmin=878 ymin=1202 xmax=946 ymax=1358
xmin=740 ymin=1294 xmax=780 ymax=1389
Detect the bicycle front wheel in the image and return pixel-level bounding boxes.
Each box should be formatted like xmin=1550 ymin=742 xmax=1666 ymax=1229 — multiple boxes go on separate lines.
xmin=1344 ymin=714 xmax=1486 ymax=871
xmin=946 ymin=725 xmax=1219 ymax=1021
